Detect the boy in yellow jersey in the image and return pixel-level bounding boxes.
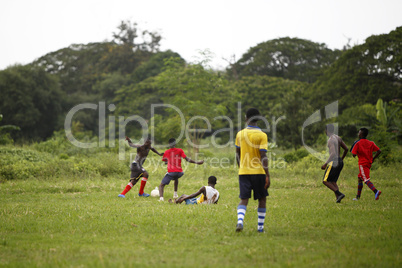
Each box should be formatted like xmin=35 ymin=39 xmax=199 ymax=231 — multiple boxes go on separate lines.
xmin=235 ymin=108 xmax=270 ymax=233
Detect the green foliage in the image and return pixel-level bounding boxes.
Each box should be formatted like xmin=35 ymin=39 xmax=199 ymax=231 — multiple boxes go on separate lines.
xmin=233 ymin=75 xmax=312 ymax=148
xmin=0 ymin=65 xmax=63 ymax=140
xmin=229 ymin=37 xmax=342 ymax=83
xmin=376 ymin=98 xmax=387 ymax=126
xmin=151 ymin=55 xmax=234 ymax=153
xmin=0 ymin=114 xmax=20 ymax=144
xmin=308 ymin=27 xmax=401 ymax=111
xmin=283 ymin=147 xmax=310 ymax=163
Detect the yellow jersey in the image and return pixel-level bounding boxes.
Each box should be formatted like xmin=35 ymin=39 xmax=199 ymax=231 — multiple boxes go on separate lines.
xmin=235 ymin=126 xmax=268 ymax=175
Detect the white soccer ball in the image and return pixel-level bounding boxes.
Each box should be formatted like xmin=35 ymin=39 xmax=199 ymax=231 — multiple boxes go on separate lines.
xmin=150 ymin=187 xmax=159 ymax=197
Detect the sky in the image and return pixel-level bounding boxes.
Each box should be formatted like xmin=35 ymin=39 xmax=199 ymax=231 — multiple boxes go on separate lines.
xmin=0 ymin=0 xmax=401 ymax=70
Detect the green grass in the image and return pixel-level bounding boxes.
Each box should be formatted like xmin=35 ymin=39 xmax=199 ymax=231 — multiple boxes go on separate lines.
xmin=0 ymin=147 xmax=401 ymax=267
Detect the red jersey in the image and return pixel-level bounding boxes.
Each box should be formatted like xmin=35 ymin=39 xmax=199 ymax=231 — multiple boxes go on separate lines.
xmin=351 ymin=139 xmax=380 ymax=166
xmin=162 ymin=148 xmax=187 ymax=172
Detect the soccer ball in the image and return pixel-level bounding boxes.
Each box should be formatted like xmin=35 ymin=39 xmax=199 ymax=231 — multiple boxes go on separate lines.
xmin=150 ymin=187 xmax=159 ymax=197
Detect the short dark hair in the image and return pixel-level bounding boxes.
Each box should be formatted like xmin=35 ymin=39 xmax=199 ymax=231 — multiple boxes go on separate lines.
xmin=208 ymin=176 xmax=217 ymax=185
xmin=359 ymin=127 xmax=369 ymax=138
xmin=168 ymin=138 xmax=176 ymax=146
xmin=326 ymin=124 xmax=335 ymax=133
xmin=246 ymin=108 xmax=261 ymax=123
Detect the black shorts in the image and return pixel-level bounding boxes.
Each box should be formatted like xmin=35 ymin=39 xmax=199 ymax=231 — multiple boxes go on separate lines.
xmin=239 ymin=174 xmax=268 ymax=200
xmin=323 ymin=158 xmax=344 ymax=183
xmin=161 ymin=172 xmax=184 ymax=185
xmin=130 ymin=162 xmax=145 ymax=181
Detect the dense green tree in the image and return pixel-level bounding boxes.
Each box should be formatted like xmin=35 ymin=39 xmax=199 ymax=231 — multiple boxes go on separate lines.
xmin=228 ymin=37 xmax=342 ymax=83
xmin=232 ymin=76 xmax=311 ymax=148
xmin=152 ymin=56 xmax=234 ymax=153
xmin=308 ymin=27 xmax=402 ymax=111
xmin=0 ymin=65 xmax=64 ymax=140
xmin=131 ymin=50 xmax=183 ymax=83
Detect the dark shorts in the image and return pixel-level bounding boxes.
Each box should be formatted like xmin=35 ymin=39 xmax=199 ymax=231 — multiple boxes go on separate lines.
xmin=323 ymin=158 xmax=344 ymax=183
xmin=161 ymin=172 xmax=184 ymax=185
xmin=239 ymin=174 xmax=269 ymax=200
xmin=130 ymin=162 xmax=145 ymax=181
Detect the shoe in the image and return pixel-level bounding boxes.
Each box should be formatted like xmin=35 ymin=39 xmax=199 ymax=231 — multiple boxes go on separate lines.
xmin=336 ymin=193 xmax=345 ymax=203
xmin=173 ymin=193 xmax=178 ymax=198
xmin=352 ymin=198 xmax=359 ymax=201
xmin=138 ymin=193 xmax=150 ymax=197
xmin=375 ymin=191 xmax=381 ymax=200
xmin=236 ymin=223 xmax=243 ymax=232
xmin=118 ymin=194 xmax=125 ymax=198
xmin=258 ymin=229 xmax=265 ymax=233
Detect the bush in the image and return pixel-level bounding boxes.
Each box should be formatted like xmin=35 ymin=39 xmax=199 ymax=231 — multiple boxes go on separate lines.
xmin=283 ymin=147 xmax=309 ymax=163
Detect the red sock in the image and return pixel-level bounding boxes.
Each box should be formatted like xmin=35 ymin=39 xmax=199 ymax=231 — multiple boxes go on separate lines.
xmin=139 ymin=178 xmax=148 ymax=195
xmin=121 ymin=182 xmax=133 ymax=195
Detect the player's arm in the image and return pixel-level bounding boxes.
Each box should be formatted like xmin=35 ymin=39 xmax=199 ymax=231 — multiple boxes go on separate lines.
xmin=176 ymin=187 xmax=205 ymax=203
xmin=236 ymin=147 xmax=241 ymax=168
xmin=184 ymin=156 xmax=204 ymax=165
xmin=125 ymin=136 xmax=141 ymax=148
xmin=151 ymin=147 xmax=163 ymax=156
xmin=322 ymin=140 xmax=336 ymax=170
xmin=340 ymin=139 xmax=348 ymax=160
xmin=372 ymin=149 xmax=382 ymax=163
xmin=260 ymin=150 xmax=270 ymax=189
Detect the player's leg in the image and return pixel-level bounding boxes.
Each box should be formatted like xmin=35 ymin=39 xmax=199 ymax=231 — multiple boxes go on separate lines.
xmin=257 ymin=197 xmax=267 ymax=233
xmin=360 ymin=165 xmax=381 ymax=199
xmin=138 ymin=171 xmax=150 ymax=197
xmin=172 ymin=172 xmax=183 ymax=198
xmin=354 ymin=178 xmax=364 ymax=200
xmin=236 ymin=175 xmax=252 ymax=232
xmin=173 ymin=179 xmax=179 ymax=198
xmin=159 ymin=173 xmax=172 ymax=201
xmin=253 ymin=174 xmax=268 ymax=232
xmin=237 ymin=198 xmax=248 ymax=232
xmin=118 ymin=165 xmax=142 ymax=197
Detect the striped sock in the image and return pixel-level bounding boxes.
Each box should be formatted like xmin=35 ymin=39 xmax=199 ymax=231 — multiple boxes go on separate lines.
xmin=357 ymin=181 xmax=363 ymax=198
xmin=365 ymin=180 xmax=377 ymax=193
xmin=257 ymin=208 xmax=266 ymax=231
xmin=237 ymin=205 xmax=247 ymax=226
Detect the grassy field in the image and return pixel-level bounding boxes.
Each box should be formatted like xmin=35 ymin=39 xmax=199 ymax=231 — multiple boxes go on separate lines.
xmin=0 ymin=145 xmax=401 ymax=267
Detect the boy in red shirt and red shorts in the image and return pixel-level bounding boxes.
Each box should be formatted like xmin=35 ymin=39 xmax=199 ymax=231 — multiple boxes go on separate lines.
xmin=351 ymin=128 xmax=382 ymax=200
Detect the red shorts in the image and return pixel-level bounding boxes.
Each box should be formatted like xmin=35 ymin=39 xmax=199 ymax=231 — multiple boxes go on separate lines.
xmin=358 ymin=165 xmax=371 ymax=182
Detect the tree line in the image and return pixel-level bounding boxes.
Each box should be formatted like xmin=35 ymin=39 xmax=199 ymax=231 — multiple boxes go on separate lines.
xmin=0 ymin=21 xmax=400 ymax=157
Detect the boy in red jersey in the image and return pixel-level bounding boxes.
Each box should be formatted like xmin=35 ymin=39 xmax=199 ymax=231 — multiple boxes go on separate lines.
xmin=351 ymin=128 xmax=382 ymax=200
xmin=158 ymin=138 xmax=204 ymax=201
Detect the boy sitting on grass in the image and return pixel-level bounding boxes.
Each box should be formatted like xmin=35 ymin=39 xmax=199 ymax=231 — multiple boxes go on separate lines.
xmin=168 ymin=176 xmax=219 ymax=205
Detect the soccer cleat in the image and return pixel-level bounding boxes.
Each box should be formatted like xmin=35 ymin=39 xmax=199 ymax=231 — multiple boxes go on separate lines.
xmin=336 ymin=193 xmax=345 ymax=203
xmin=352 ymin=198 xmax=359 ymax=201
xmin=138 ymin=193 xmax=150 ymax=197
xmin=257 ymin=229 xmax=265 ymax=233
xmin=236 ymin=223 xmax=243 ymax=232
xmin=375 ymin=191 xmax=381 ymax=200
xmin=118 ymin=194 xmax=125 ymax=198
xmin=173 ymin=193 xmax=178 ymax=198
